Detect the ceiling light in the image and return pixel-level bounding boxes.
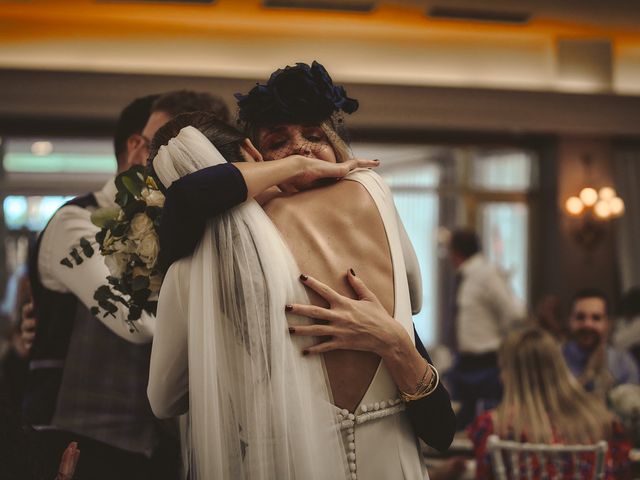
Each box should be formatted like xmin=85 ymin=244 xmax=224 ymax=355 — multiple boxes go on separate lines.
xmin=31 ymin=141 xmax=53 ymax=156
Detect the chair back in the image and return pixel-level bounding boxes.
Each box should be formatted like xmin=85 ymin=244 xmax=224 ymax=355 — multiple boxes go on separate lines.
xmin=487 ymin=434 xmax=608 ymax=480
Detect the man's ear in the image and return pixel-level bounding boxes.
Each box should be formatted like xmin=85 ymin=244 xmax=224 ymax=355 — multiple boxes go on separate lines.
xmin=126 ymin=134 xmax=143 ymax=155
xmin=240 ymin=139 xmax=264 ymax=163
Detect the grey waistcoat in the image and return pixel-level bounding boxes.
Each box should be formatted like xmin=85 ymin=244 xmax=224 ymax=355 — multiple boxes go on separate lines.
xmin=51 ymin=302 xmax=159 ymax=456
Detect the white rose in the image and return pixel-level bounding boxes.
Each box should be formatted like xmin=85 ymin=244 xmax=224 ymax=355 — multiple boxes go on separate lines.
xmin=136 ymin=232 xmax=160 ymax=268
xmin=104 ymin=251 xmax=128 ymax=278
xmin=130 ymin=213 xmax=154 ymax=240
xmin=142 ymin=188 xmax=165 ymax=207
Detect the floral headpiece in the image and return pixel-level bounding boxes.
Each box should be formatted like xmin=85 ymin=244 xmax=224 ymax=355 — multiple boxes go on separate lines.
xmin=235 ymin=61 xmax=359 ymax=127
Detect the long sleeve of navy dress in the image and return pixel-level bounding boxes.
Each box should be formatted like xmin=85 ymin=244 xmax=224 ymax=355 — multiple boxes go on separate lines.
xmin=158 ymin=163 xmax=456 ymax=452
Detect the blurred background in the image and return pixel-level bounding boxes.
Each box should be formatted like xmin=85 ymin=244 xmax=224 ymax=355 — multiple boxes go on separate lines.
xmin=1 ymin=0 xmax=639 ymax=348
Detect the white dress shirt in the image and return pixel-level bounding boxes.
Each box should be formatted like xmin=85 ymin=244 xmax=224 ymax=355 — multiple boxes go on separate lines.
xmin=456 ymin=253 xmax=524 ymax=354
xmin=38 ymin=179 xmax=155 ymax=343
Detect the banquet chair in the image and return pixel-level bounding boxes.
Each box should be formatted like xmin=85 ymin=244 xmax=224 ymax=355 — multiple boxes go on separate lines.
xmin=487 ymin=434 xmax=608 ymax=480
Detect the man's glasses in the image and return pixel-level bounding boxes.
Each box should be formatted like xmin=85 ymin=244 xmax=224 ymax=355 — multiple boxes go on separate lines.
xmin=139 ymin=134 xmax=151 ymax=149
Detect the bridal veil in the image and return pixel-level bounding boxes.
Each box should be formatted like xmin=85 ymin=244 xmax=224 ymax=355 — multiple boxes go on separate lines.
xmin=153 ymin=126 xmax=349 ymax=480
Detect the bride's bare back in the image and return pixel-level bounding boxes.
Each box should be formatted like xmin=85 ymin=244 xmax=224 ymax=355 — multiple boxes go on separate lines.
xmin=262 ymin=178 xmax=394 ymax=412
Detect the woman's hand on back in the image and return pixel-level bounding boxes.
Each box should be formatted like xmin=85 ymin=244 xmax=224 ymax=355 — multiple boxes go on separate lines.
xmin=286 ymin=269 xmax=404 ymax=356
xmin=287 ymin=270 xmax=431 ymax=394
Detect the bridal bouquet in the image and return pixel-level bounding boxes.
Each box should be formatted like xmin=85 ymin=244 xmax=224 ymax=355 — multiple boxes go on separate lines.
xmin=61 ymin=166 xmax=164 ymax=328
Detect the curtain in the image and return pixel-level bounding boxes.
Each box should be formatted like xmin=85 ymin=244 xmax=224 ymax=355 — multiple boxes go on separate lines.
xmin=614 ymin=149 xmax=640 ymax=291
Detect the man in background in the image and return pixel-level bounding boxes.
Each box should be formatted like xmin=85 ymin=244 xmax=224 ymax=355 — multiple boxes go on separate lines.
xmin=24 ymin=90 xmax=228 ymax=479
xmin=447 ymin=228 xmax=524 ymax=430
xmin=563 ymin=288 xmax=639 ymax=398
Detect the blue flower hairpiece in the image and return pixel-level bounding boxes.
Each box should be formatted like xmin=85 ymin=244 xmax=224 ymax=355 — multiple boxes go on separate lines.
xmin=235 ymin=61 xmax=359 ymax=126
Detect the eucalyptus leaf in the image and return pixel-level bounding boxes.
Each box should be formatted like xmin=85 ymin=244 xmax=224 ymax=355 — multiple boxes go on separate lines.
xmin=60 ymin=258 xmax=73 ymax=269
xmin=70 ymin=248 xmax=83 ymax=266
xmin=98 ymin=299 xmax=118 ymax=315
xmin=95 ymin=229 xmax=107 ymax=247
xmin=91 ymin=208 xmax=121 ymax=228
xmin=79 ymin=238 xmax=95 ymax=257
xmin=94 ymin=285 xmax=112 ymax=301
xmin=115 ymin=190 xmax=129 ymax=208
xmin=128 ymin=305 xmax=142 ymax=321
xmin=122 ymin=176 xmax=143 ymax=197
xmin=112 ymin=223 xmax=128 ymax=238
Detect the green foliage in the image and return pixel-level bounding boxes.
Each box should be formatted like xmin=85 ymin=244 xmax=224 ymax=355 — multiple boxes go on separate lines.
xmin=60 ymin=258 xmax=73 ymax=269
xmin=79 ymin=238 xmax=95 ymax=257
xmin=69 ymin=248 xmax=83 ymax=266
xmin=90 ymin=207 xmax=120 ymax=228
xmin=62 ymin=164 xmax=165 ymax=323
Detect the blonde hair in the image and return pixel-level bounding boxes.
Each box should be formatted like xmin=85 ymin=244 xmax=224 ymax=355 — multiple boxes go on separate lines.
xmin=496 ymin=327 xmax=611 ymax=443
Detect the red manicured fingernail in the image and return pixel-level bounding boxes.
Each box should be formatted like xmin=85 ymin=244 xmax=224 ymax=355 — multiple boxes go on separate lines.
xmin=285 ymin=304 xmax=293 ymax=312
xmin=300 ymin=274 xmax=308 ymax=281
xmin=350 ymin=268 xmax=356 ymax=276
xmin=288 ymin=327 xmax=296 ymax=333
xmin=302 ymin=349 xmax=309 ymax=356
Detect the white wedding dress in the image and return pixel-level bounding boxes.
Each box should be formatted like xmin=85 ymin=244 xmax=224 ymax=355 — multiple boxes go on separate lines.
xmin=330 ymin=169 xmax=428 ymax=480
xmin=147 ymin=126 xmax=427 ymax=480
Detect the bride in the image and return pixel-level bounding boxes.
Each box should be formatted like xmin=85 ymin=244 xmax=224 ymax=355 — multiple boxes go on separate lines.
xmin=147 ymin=62 xmax=455 ymax=479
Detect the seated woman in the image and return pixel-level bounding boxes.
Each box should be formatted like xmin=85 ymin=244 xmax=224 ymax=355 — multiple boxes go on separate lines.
xmin=148 ymin=63 xmax=454 ymax=480
xmin=468 ymin=327 xmax=631 ymax=480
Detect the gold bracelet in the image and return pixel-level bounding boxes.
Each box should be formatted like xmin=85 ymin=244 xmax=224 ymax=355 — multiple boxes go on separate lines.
xmin=399 ymin=364 xmax=440 ymax=403
xmin=415 ymin=361 xmax=431 ymax=391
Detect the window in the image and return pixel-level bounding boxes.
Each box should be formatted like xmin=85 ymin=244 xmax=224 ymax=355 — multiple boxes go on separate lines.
xmin=3 ymin=195 xmax=74 ymax=231
xmin=478 ymin=202 xmax=529 ymax=303
xmin=471 ymin=148 xmax=536 ymax=304
xmin=352 ymin=142 xmax=537 ymax=347
xmin=351 ymin=144 xmax=444 ymax=346
xmin=3 ymin=138 xmax=116 ymax=174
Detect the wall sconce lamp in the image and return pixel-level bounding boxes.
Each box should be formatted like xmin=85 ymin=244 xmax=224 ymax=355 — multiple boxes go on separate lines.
xmin=565 ymin=186 xmax=625 ymax=220
xmin=564 ymin=156 xmax=624 ymax=250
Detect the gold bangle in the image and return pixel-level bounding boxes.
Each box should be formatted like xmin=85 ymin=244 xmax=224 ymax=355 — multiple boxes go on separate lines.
xmin=415 ymin=361 xmax=431 ymax=391
xmin=399 ymin=364 xmax=439 ymax=403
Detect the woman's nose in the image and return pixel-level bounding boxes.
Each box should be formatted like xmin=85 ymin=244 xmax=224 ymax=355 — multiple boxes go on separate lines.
xmin=295 ymin=142 xmax=312 ymax=156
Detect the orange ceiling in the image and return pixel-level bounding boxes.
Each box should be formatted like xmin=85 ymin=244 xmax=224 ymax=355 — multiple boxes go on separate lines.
xmin=2 ymin=0 xmax=639 ymax=44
